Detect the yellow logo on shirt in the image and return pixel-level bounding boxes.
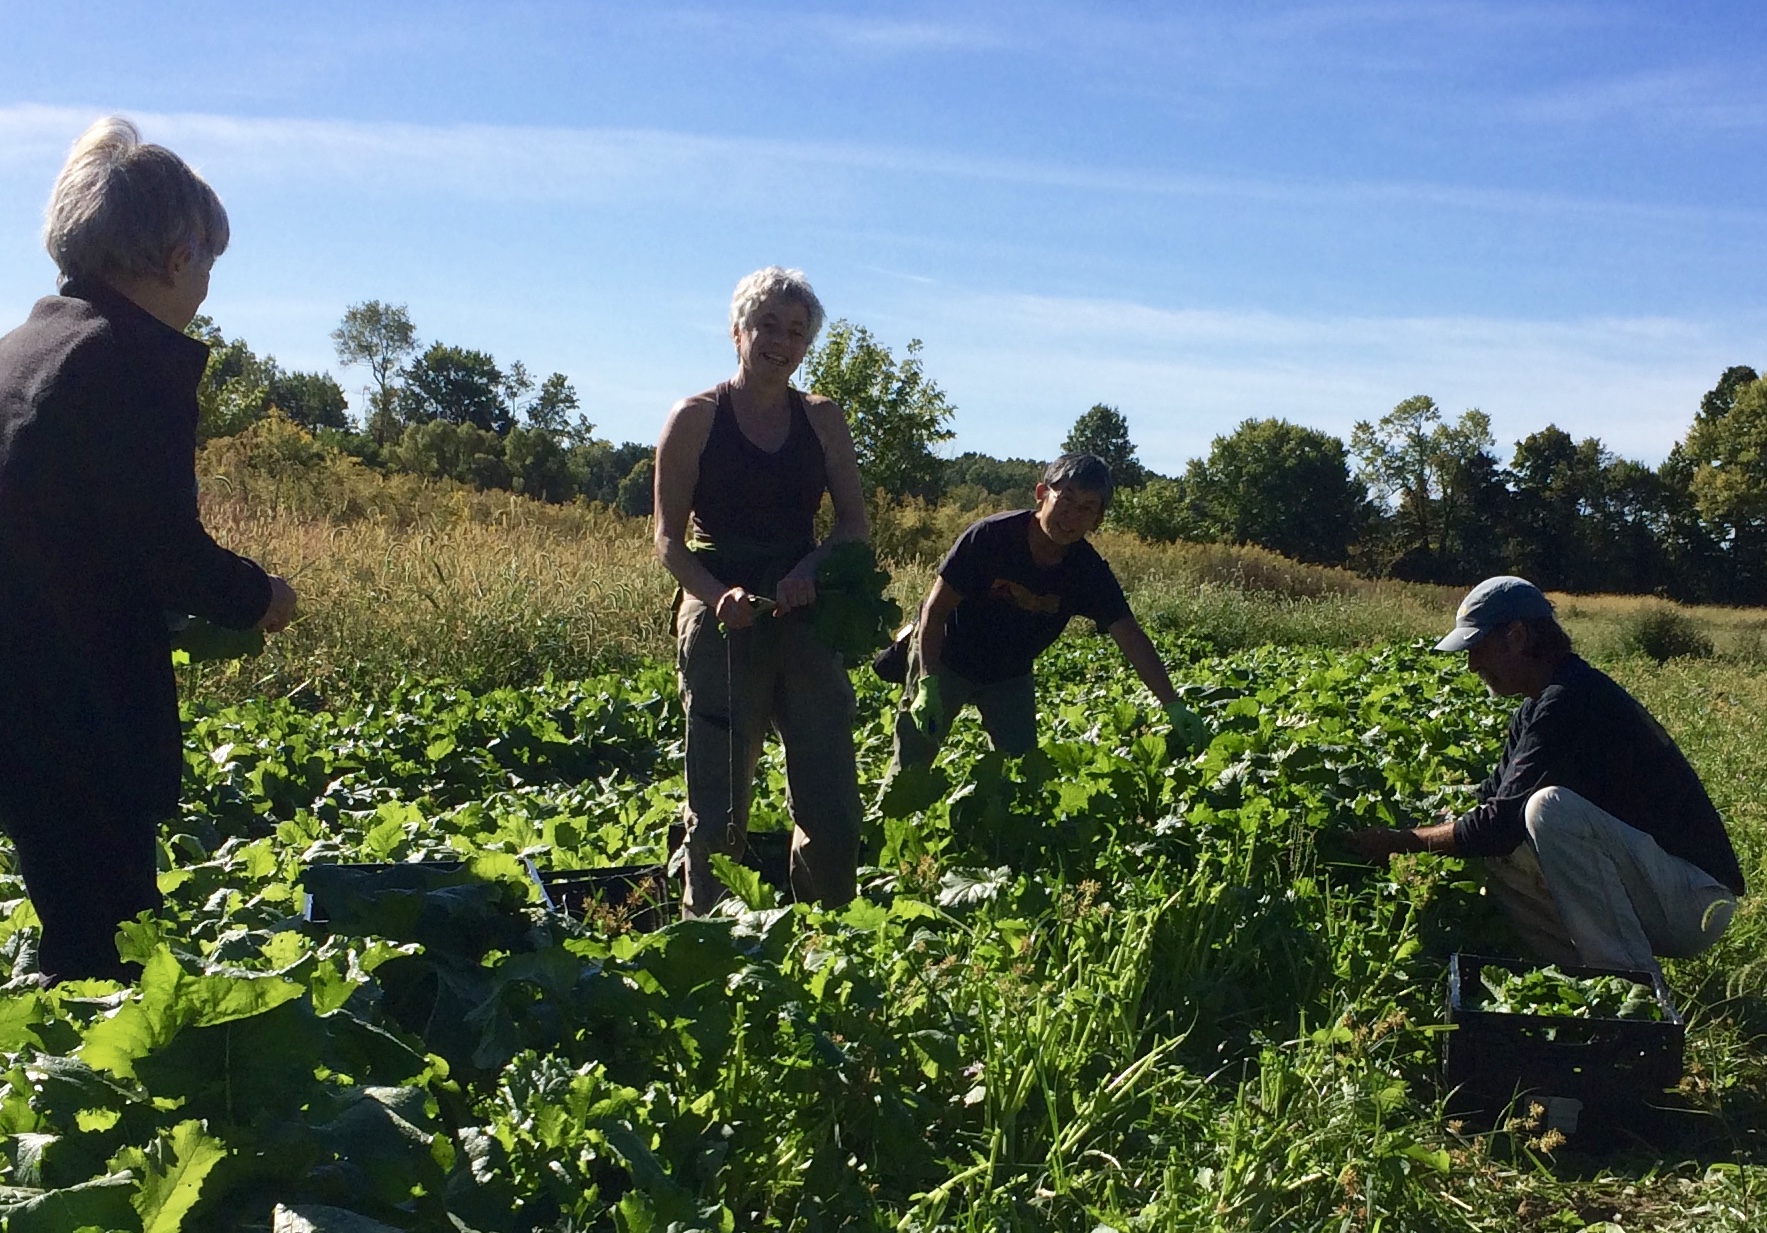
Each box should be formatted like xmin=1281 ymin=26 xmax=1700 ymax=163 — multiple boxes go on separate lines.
xmin=989 ymin=578 xmax=1060 ymax=614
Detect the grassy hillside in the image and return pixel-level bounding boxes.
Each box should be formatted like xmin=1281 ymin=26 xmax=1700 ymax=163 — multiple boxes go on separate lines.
xmin=185 ymin=459 xmax=1763 ymax=710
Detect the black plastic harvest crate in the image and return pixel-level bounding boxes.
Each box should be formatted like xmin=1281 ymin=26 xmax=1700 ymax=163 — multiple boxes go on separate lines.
xmin=1444 ymin=953 xmax=1685 ymax=1128
xmin=538 ymin=864 xmax=675 ymax=931
xmin=301 ymin=859 xmax=545 ymax=927
xmin=665 ymin=822 xmax=792 ymax=895
xmin=301 ymin=858 xmax=675 ymax=929
xmin=541 ymin=827 xmax=791 ymax=928
xmin=302 ymin=835 xmax=791 ymax=935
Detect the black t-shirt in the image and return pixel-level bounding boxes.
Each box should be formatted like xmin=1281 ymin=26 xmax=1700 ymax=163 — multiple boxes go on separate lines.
xmin=937 ymin=510 xmax=1132 ymax=685
xmin=1452 ymin=655 xmax=1745 ymax=895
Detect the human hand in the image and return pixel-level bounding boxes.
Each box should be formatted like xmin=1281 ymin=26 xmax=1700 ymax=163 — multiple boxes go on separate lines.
xmin=1162 ymin=701 xmax=1209 ymax=756
xmin=909 ymin=675 xmax=945 ymax=735
xmin=1343 ymin=828 xmax=1422 ymax=864
xmin=259 ymin=576 xmax=298 ymax=634
xmin=715 ymin=587 xmax=756 ymax=629
xmin=774 ymin=568 xmax=817 ymax=614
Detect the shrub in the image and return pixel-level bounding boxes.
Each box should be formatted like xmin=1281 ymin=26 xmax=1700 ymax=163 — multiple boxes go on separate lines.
xmin=1612 ymin=604 xmax=1714 ymax=663
xmin=1108 ymin=476 xmax=1197 ymax=543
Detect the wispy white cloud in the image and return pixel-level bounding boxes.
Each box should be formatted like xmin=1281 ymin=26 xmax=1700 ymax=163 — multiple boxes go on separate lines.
xmin=0 ymin=104 xmax=91 ymax=171
xmin=1508 ymin=68 xmax=1767 ymax=130
xmin=902 ymin=291 xmax=1751 ymax=468
xmin=655 ymin=5 xmax=1014 ymax=54
xmin=795 ymin=14 xmax=1012 ymax=53
xmin=1239 ymin=0 xmax=1605 ymax=41
xmin=2 ymin=103 xmax=1756 ymax=229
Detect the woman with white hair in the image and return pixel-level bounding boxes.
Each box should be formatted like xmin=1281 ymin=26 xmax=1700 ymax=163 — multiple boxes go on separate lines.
xmin=0 ymin=117 xmax=296 ymax=982
xmin=654 ymin=267 xmax=869 ymax=913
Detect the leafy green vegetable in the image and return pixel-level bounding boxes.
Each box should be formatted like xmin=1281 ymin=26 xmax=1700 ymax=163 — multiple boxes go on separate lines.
xmin=1473 ymin=964 xmax=1663 ymax=1021
xmin=170 ymin=616 xmax=264 ymax=663
xmin=119 ymin=1119 xmax=228 ymax=1233
xmin=806 ymin=540 xmax=901 ymax=658
xmin=707 ymin=853 xmax=779 ymax=911
xmin=0 ymin=639 xmax=1713 ymax=1228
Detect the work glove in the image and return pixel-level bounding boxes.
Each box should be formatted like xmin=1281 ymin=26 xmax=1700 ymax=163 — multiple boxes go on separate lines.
xmin=1163 ymin=700 xmax=1209 ymax=756
xmin=909 ymin=676 xmax=945 ymax=736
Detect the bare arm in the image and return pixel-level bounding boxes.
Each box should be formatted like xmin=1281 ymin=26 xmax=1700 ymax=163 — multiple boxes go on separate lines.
xmin=653 ymin=393 xmax=754 ymax=627
xmin=774 ymin=395 xmax=871 ymax=612
xmin=1344 ymin=818 xmax=1461 ymax=862
xmin=1107 ymin=616 xmax=1178 ymax=706
xmin=915 ymin=576 xmax=964 ymax=678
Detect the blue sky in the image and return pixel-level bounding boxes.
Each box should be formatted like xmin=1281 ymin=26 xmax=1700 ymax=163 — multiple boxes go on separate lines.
xmin=1 ymin=1 xmax=1762 ymax=471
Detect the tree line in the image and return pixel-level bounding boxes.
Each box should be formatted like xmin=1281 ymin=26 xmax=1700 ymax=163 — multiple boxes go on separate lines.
xmin=191 ymin=302 xmax=1766 ymax=603
xmin=192 ymin=301 xmax=658 ymax=514
xmin=1099 ymin=368 xmax=1767 ymax=605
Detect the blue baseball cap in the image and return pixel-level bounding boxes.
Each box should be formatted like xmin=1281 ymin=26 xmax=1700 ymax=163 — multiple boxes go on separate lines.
xmin=1435 ymin=576 xmax=1555 ymax=652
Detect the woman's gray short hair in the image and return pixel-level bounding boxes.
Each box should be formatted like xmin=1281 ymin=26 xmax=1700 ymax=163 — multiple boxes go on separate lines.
xmin=43 ymin=116 xmax=230 ymax=284
xmin=729 ymin=267 xmax=825 ymax=343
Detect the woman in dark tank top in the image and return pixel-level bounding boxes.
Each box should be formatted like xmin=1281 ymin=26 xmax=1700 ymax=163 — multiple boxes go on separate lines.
xmin=653 ymin=268 xmax=870 ymax=915
xmin=686 ymin=380 xmax=828 ymax=593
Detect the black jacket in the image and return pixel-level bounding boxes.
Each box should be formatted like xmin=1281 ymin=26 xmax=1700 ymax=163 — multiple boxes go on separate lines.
xmin=1452 ymin=655 xmax=1745 ymax=895
xmin=0 ymin=282 xmax=270 ymax=819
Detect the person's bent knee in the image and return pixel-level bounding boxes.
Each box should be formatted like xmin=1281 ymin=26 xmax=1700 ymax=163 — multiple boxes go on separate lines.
xmin=1524 ymin=784 xmax=1569 ymax=828
xmin=1522 ymin=785 xmax=1593 ymax=849
xmin=1663 ymin=889 xmax=1737 ymax=959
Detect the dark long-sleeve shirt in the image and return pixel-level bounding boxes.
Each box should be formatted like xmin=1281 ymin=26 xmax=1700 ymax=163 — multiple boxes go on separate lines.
xmin=0 ymin=282 xmax=270 ymax=819
xmin=1452 ymin=654 xmax=1745 ymax=895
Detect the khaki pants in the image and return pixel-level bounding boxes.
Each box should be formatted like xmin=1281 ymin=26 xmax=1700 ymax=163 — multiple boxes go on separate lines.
xmin=676 ymin=595 xmax=862 ymax=914
xmin=1484 ymin=786 xmax=1736 ymax=976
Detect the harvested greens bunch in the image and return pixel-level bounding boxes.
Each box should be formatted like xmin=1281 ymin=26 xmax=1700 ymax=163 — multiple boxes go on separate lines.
xmin=807 ymin=540 xmax=901 ymax=659
xmin=1475 ymin=965 xmax=1663 ymax=1021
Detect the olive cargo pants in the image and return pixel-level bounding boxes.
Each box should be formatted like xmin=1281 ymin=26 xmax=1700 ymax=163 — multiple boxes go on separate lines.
xmin=675 ymin=595 xmax=862 ymax=914
xmin=886 ymin=625 xmax=1037 ymax=779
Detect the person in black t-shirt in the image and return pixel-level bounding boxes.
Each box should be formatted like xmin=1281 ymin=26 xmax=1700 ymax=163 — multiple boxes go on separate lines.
xmin=1346 ymin=576 xmax=1744 ymax=976
xmin=885 ymin=454 xmax=1207 ymax=785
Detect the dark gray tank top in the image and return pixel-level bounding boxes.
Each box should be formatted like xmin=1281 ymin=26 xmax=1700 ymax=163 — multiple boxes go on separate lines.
xmin=688 ymin=383 xmax=827 ymax=591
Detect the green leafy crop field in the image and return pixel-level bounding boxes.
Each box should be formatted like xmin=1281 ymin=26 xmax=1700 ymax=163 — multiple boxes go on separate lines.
xmin=0 ymin=635 xmax=1761 ymax=1231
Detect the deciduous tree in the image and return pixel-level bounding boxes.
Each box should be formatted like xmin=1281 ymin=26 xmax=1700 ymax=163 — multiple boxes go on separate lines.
xmin=1180 ymin=418 xmax=1363 ymax=565
xmin=332 ymin=301 xmax=417 ymax=440
xmin=1062 ymin=404 xmax=1148 ymax=487
xmin=186 ymin=314 xmax=272 ymax=440
xmin=385 ymin=419 xmax=510 ymax=489
xmin=802 ymin=320 xmax=954 ymax=500
xmin=400 ymin=343 xmax=514 ymax=435
xmin=523 ymin=372 xmax=590 ymax=443
xmin=1351 ymin=396 xmax=1503 ymax=582
xmin=269 ymin=370 xmax=350 ymax=432
xmin=1684 ymin=377 xmax=1767 ymax=600
xmin=1699 ymin=365 xmax=1759 ymax=423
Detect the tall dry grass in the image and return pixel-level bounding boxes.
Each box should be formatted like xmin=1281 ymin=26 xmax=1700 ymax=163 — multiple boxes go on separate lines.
xmin=189 ymin=481 xmax=1463 ymax=705
xmin=1554 ymin=592 xmax=1767 ymax=663
xmin=188 ymin=494 xmax=674 ymax=703
xmin=187 ymin=421 xmax=1766 ymax=702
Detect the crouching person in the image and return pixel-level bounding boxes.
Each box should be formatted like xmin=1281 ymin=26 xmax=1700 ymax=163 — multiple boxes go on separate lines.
xmin=884 ymin=453 xmax=1206 ymax=787
xmin=1346 ymin=576 xmax=1745 ymax=976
